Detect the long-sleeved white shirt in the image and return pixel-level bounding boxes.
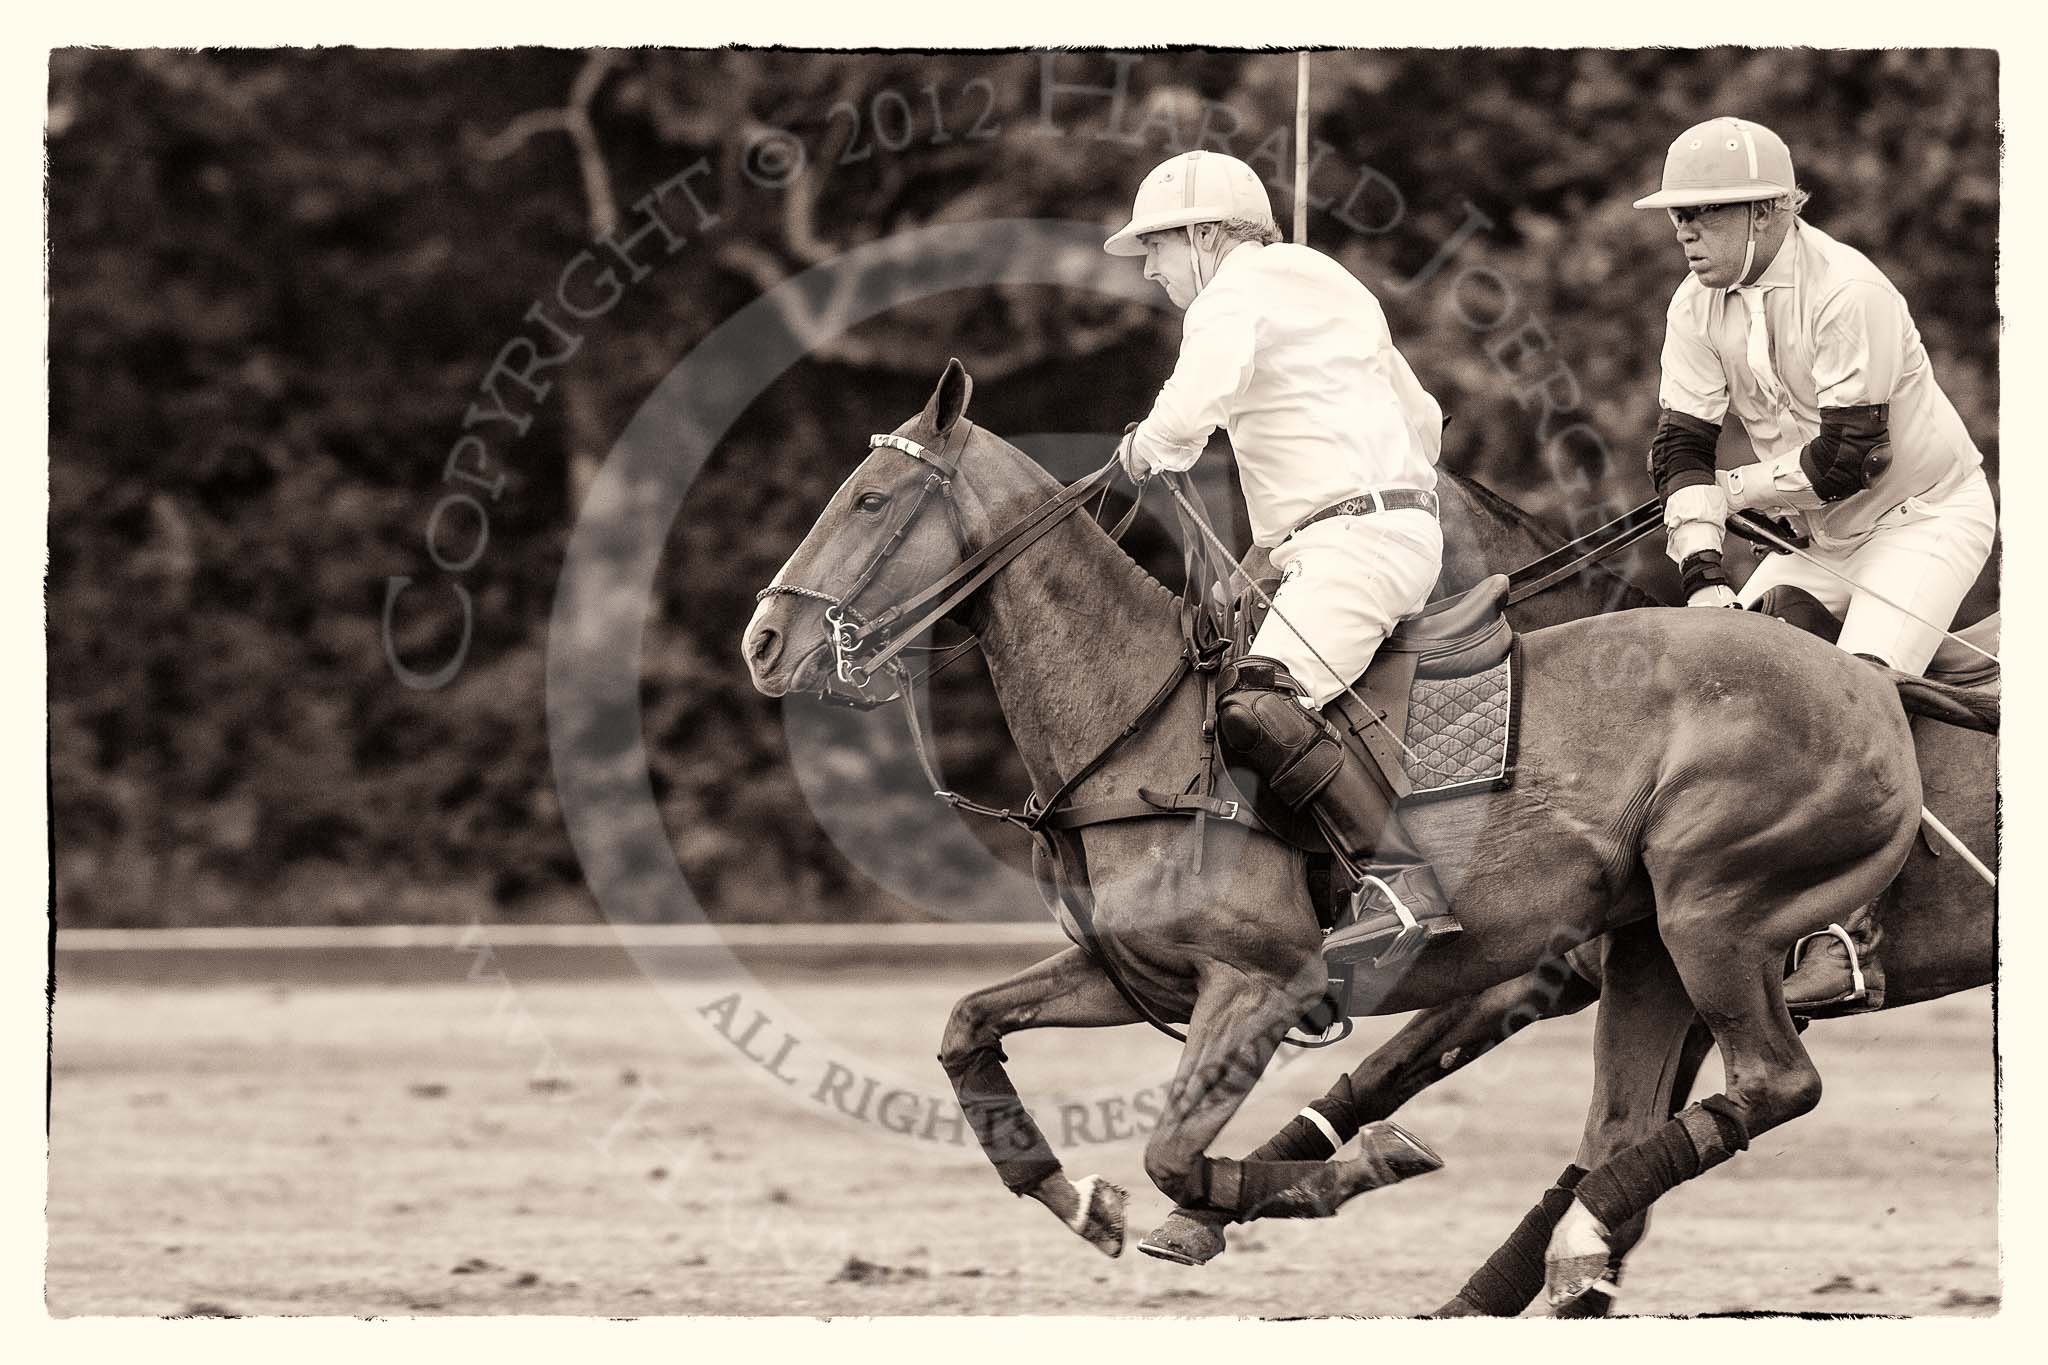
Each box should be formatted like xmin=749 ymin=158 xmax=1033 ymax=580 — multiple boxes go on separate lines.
xmin=1129 ymin=242 xmax=1442 ymax=547
xmin=1659 ymin=219 xmax=1982 ymax=548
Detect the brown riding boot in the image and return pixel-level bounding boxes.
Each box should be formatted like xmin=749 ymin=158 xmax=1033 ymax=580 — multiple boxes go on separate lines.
xmin=1783 ymin=904 xmax=1886 ymax=1016
xmin=1215 ymin=657 xmax=1459 ymax=968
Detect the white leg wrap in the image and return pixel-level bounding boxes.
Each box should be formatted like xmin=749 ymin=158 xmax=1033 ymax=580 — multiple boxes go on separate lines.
xmin=1299 ymin=1106 xmax=1343 ymax=1154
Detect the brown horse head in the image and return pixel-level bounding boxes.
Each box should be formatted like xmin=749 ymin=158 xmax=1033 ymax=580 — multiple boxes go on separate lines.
xmin=744 ymin=359 xmax=982 ymax=701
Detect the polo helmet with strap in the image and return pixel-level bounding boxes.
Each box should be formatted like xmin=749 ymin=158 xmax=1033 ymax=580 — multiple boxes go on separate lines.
xmin=1103 ymin=150 xmax=1275 ymax=256
xmin=1632 ymin=117 xmax=1796 ymax=209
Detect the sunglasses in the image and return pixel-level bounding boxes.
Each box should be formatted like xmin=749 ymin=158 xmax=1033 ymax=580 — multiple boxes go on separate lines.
xmin=1666 ymin=203 xmax=1754 ymax=227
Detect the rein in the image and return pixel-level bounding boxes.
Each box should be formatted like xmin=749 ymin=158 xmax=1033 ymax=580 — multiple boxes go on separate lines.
xmin=1503 ymin=498 xmax=1664 ymax=605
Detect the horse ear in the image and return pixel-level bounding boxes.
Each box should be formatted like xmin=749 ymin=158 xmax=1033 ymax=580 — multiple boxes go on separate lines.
xmin=930 ymin=357 xmax=973 ymax=435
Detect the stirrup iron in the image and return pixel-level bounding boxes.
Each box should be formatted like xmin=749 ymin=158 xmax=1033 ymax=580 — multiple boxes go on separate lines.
xmin=1790 ymin=922 xmax=1866 ymax=1001
xmin=1357 ymin=874 xmax=1429 ymax=968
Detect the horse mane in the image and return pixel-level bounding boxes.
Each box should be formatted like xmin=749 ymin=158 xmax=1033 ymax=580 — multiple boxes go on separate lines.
xmin=1443 ymin=465 xmax=1569 ymax=551
xmin=981 ymin=432 xmax=1185 ymax=619
xmin=1443 ymin=465 xmax=1669 ymax=611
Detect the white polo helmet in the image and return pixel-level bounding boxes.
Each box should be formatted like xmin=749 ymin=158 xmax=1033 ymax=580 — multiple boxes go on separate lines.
xmin=1633 ymin=117 xmax=1796 ymax=210
xmin=1104 ymin=150 xmax=1275 ymax=256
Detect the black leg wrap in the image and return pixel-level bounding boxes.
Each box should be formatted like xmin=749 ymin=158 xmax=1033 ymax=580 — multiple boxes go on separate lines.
xmin=1199 ymin=1127 xmax=1442 ymax=1222
xmin=937 ymin=1042 xmax=1062 ymax=1196
xmin=1574 ymin=1096 xmax=1750 ymax=1232
xmin=1244 ymin=1092 xmax=1356 ymax=1164
xmin=1200 ymin=1158 xmax=1347 ymax=1220
xmin=1441 ymin=1164 xmax=1586 ymax=1317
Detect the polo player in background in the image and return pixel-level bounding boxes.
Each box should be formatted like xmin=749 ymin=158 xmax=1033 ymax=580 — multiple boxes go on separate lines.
xmin=1105 ymin=149 xmax=1457 ymax=966
xmin=1637 ymin=116 xmax=1998 ymax=1012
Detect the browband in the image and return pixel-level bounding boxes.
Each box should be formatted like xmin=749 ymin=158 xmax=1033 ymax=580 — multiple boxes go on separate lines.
xmin=870 ymin=430 xmax=964 ymax=476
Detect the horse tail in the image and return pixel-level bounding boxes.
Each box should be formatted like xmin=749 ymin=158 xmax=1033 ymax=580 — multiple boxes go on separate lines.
xmin=1889 ymin=669 xmax=1999 ymax=733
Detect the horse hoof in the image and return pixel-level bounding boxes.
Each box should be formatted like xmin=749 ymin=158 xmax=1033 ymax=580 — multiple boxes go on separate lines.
xmin=1553 ymin=1278 xmax=1619 ymax=1318
xmin=1068 ymin=1174 xmax=1127 ymax=1258
xmin=1545 ymin=1199 xmax=1614 ymax=1313
xmin=1426 ymin=1295 xmax=1486 ymax=1317
xmin=1138 ymin=1209 xmax=1227 ymax=1266
xmin=1368 ymin=1122 xmax=1446 ymax=1182
xmin=1346 ymin=1121 xmax=1447 ymax=1194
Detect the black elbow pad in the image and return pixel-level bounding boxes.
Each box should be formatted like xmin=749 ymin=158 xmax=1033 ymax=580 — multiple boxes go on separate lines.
xmin=1648 ymin=410 xmax=1722 ymax=500
xmin=1798 ymin=404 xmax=1892 ymax=502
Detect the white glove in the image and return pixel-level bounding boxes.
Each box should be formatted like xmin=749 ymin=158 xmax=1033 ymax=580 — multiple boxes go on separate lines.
xmin=1716 ymin=465 xmax=1759 ymax=513
xmin=1116 ymin=426 xmax=1148 ymax=481
xmin=1687 ymin=585 xmax=1739 ymax=608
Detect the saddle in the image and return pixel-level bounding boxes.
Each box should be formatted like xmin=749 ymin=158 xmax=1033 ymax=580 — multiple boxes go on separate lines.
xmin=1227 ymin=573 xmax=1521 ymax=860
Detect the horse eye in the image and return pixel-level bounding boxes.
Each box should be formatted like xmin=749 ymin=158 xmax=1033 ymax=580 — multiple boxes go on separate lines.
xmin=854 ymin=491 xmax=890 ymax=514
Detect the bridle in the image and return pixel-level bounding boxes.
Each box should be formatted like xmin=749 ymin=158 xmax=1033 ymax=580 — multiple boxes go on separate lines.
xmin=755 ymin=420 xmax=1126 ymax=716
xmin=755 ymin=424 xmax=979 ymax=705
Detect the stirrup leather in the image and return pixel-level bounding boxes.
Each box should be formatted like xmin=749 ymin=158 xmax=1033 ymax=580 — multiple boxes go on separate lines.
xmin=1789 ymin=922 xmax=1867 ymax=1001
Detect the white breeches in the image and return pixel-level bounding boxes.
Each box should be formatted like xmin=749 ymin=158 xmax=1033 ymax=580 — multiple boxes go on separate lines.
xmin=1251 ymin=508 xmax=1444 ymax=708
xmin=1737 ymin=469 xmax=1996 ymax=675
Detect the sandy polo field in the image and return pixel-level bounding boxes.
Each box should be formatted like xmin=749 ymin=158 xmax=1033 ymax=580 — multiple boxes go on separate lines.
xmin=48 ymin=942 xmax=1996 ymax=1319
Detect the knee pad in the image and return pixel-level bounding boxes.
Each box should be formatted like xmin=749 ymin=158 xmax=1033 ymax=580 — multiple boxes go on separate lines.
xmin=1751 ymin=584 xmax=1842 ymax=645
xmin=1216 ymin=663 xmax=1344 ymax=809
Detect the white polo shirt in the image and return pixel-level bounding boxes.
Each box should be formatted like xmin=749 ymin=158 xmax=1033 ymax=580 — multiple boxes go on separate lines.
xmin=1659 ymin=219 xmax=1982 ymax=545
xmin=1129 ymin=241 xmax=1442 ymax=548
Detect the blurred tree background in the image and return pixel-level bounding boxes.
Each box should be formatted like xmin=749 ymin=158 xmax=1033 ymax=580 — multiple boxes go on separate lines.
xmin=47 ymin=48 xmax=1999 ymax=928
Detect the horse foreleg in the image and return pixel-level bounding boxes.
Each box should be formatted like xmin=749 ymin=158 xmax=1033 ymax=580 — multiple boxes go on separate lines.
xmin=1145 ymin=960 xmax=1599 ymax=1266
xmin=1143 ymin=960 xmax=1441 ymax=1226
xmin=937 ymin=946 xmax=1142 ymax=1256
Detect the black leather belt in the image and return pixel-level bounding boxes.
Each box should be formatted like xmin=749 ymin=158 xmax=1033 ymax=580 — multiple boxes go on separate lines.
xmin=1291 ymin=489 xmax=1439 ymax=537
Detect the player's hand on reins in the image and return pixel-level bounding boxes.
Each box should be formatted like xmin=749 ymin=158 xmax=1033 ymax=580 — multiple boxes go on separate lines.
xmin=1116 ymin=421 xmax=1150 ymax=483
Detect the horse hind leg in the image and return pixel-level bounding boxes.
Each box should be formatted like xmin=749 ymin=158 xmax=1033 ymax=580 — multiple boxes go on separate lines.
xmin=1542 ymin=922 xmax=1711 ymax=1317
xmin=1440 ymin=921 xmax=1698 ymax=1317
xmin=1577 ymin=1021 xmax=1715 ymax=1313
xmin=1543 ymin=859 xmax=1903 ymax=1313
xmin=1543 ymin=710 xmax=1920 ymax=1314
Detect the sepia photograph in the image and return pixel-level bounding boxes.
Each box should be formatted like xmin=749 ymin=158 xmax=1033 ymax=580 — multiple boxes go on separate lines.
xmin=39 ymin=36 xmax=2011 ymax=1325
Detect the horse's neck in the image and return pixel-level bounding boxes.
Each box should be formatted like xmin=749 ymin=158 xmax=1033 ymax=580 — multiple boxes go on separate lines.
xmin=960 ymin=467 xmax=1186 ymax=794
xmin=1436 ymin=469 xmax=1666 ymax=625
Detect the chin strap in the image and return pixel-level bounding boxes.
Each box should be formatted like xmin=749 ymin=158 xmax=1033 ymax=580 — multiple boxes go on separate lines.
xmin=1186 ymin=224 xmax=1208 ymax=295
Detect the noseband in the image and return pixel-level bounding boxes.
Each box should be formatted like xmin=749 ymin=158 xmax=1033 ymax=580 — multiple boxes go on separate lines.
xmin=755 ymin=426 xmax=974 ymax=703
